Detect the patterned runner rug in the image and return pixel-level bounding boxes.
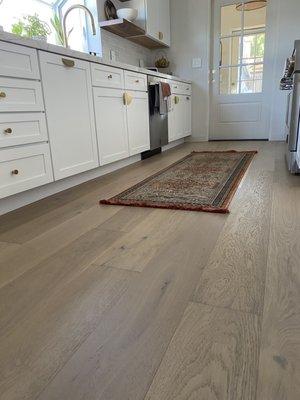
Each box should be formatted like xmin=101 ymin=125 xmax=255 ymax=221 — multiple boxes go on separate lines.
xmin=100 ymin=150 xmax=257 ymax=213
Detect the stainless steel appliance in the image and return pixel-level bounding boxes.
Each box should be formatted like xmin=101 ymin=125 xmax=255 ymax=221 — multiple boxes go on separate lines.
xmin=142 ymin=76 xmax=169 ymax=159
xmin=281 ymin=40 xmax=300 ymax=173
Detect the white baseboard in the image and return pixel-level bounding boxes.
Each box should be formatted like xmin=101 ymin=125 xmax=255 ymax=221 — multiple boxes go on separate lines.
xmin=0 ymin=155 xmax=141 ymax=216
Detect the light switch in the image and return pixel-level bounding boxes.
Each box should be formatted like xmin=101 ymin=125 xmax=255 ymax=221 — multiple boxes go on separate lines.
xmin=192 ymin=58 xmax=202 ymax=69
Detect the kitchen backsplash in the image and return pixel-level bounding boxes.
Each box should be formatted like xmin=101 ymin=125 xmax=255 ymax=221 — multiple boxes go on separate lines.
xmin=100 ymin=30 xmax=154 ymax=67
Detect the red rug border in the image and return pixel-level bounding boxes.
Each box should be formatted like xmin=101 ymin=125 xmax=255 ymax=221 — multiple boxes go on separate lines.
xmin=99 ymin=150 xmax=258 ymax=214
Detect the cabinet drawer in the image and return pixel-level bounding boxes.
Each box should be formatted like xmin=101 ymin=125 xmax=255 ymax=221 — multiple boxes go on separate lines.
xmin=91 ymin=64 xmax=124 ymax=89
xmin=124 ymin=71 xmax=147 ymax=91
xmin=0 ymin=113 xmax=48 ymax=148
xmin=171 ymin=82 xmax=192 ymax=95
xmin=0 ymin=143 xmax=53 ymax=199
xmin=0 ymin=42 xmax=40 ymax=79
xmin=0 ymin=78 xmax=44 ymax=112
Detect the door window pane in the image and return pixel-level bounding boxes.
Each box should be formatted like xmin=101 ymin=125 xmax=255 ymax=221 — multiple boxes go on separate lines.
xmin=221 ymin=4 xmax=242 ymax=37
xmin=244 ymin=4 xmax=267 ymax=32
xmin=220 ymin=36 xmax=240 ymax=66
xmin=219 ymin=2 xmax=266 ymax=95
xmin=242 ymin=33 xmax=265 ymax=64
xmin=220 ymin=67 xmax=239 ymax=95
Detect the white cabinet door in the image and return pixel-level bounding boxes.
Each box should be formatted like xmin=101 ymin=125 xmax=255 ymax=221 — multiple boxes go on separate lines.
xmin=168 ymin=94 xmax=192 ymax=141
xmin=159 ymin=0 xmax=171 ymax=46
xmin=168 ymin=94 xmax=177 ymax=142
xmin=39 ymin=52 xmax=99 ymax=180
xmin=184 ymin=95 xmax=192 ymax=137
xmin=126 ymin=91 xmax=150 ymax=156
xmin=146 ymin=0 xmax=159 ymax=42
xmin=146 ymin=0 xmax=170 ymax=46
xmin=93 ymin=87 xmax=129 ymax=165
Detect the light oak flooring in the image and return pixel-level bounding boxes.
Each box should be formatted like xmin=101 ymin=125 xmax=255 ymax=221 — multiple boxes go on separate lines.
xmin=0 ymin=141 xmax=299 ymax=400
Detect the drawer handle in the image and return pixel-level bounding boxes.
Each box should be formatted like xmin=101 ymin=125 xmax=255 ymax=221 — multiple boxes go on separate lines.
xmin=62 ymin=58 xmax=75 ymax=67
xmin=108 ymin=74 xmax=113 ymax=79
xmin=11 ymin=169 xmax=19 ymax=175
xmin=0 ymin=91 xmax=6 ymax=98
xmin=4 ymin=128 xmax=12 ymax=134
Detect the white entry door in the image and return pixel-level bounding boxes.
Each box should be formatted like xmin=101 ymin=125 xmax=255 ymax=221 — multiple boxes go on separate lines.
xmin=210 ymin=0 xmax=268 ymax=140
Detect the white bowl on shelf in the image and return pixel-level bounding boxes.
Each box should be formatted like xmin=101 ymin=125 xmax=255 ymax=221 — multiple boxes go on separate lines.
xmin=117 ymin=8 xmax=138 ymax=22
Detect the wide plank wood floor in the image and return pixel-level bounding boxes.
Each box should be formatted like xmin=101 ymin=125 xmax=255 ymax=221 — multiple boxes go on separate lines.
xmin=0 ymin=141 xmax=299 ymax=400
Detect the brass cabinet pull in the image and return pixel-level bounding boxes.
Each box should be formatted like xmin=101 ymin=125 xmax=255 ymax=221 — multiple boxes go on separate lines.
xmin=158 ymin=31 xmax=164 ymax=40
xmin=11 ymin=169 xmax=19 ymax=175
xmin=107 ymin=74 xmax=113 ymax=79
xmin=62 ymin=58 xmax=75 ymax=67
xmin=0 ymin=91 xmax=6 ymax=98
xmin=123 ymin=92 xmax=133 ymax=106
xmin=174 ymin=96 xmax=180 ymax=104
xmin=4 ymin=128 xmax=12 ymax=134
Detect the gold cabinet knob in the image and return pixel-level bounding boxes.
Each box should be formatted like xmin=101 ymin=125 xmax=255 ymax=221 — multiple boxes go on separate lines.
xmin=0 ymin=91 xmax=6 ymax=98
xmin=11 ymin=169 xmax=19 ymax=175
xmin=4 ymin=128 xmax=12 ymax=134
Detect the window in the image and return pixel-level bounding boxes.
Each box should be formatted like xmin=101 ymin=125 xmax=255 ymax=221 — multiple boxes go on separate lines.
xmin=219 ymin=2 xmax=266 ymax=95
xmin=0 ymin=0 xmax=101 ymax=54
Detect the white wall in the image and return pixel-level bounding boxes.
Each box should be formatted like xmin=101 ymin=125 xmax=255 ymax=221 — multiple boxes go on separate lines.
xmin=166 ymin=0 xmax=211 ymax=141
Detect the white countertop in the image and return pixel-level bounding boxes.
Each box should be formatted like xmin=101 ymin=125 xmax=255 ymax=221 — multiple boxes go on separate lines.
xmin=0 ymin=32 xmax=192 ymax=84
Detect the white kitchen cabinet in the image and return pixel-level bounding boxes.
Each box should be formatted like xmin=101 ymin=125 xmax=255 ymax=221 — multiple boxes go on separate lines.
xmin=126 ymin=91 xmax=150 ymax=156
xmin=168 ymin=94 xmax=192 ymax=142
xmin=185 ymin=95 xmax=192 ymax=137
xmin=145 ymin=0 xmax=170 ymax=47
xmin=39 ymin=51 xmax=99 ymax=180
xmin=0 ymin=113 xmax=48 ymax=148
xmin=0 ymin=143 xmax=53 ymax=199
xmin=93 ymin=87 xmax=129 ymax=165
xmin=0 ymin=78 xmax=44 ymax=112
xmin=0 ymin=41 xmax=40 ymax=80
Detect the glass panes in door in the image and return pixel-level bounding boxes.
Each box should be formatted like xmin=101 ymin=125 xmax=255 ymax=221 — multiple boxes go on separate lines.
xmin=219 ymin=1 xmax=267 ymax=95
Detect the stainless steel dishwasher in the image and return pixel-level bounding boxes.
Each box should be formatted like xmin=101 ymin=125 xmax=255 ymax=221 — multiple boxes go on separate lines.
xmin=142 ymin=76 xmax=169 ymax=159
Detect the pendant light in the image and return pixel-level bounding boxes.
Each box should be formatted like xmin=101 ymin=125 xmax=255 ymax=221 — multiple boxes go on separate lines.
xmin=236 ymin=1 xmax=267 ymax=11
